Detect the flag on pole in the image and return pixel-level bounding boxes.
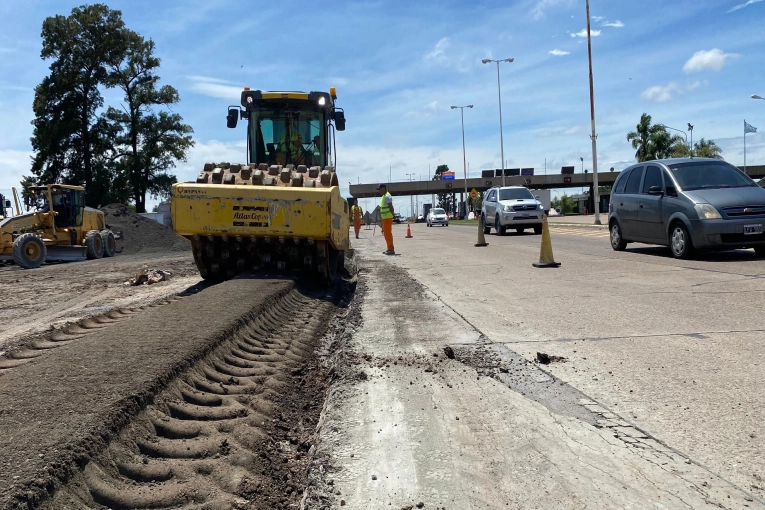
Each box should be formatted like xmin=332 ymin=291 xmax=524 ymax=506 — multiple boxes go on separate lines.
xmin=745 ymin=121 xmax=758 ymax=134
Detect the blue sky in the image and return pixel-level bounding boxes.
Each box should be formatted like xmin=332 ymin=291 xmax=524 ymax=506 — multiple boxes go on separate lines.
xmin=1 ymin=0 xmax=765 ymax=215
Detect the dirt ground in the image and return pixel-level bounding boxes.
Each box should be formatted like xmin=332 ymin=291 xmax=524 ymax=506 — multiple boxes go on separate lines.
xmin=0 ymin=200 xmax=359 ymax=509
xmin=0 ymin=205 xmax=200 ymax=354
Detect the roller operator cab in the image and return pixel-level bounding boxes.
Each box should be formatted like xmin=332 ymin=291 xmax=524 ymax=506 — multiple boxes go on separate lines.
xmin=171 ymin=88 xmax=350 ymax=283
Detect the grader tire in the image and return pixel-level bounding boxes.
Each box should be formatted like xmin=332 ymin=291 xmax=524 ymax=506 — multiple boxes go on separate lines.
xmin=101 ymin=230 xmax=116 ymax=257
xmin=12 ymin=233 xmax=47 ymax=269
xmin=85 ymin=230 xmax=104 ymax=259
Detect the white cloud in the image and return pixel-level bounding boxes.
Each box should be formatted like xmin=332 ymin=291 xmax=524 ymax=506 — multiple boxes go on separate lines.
xmin=425 ymin=37 xmax=449 ymax=63
xmin=602 ymin=20 xmax=624 ymax=27
xmin=0 ymin=149 xmax=32 ymax=192
xmin=530 ymin=0 xmax=573 ymax=20
xmin=727 ymin=0 xmax=763 ymax=12
xmin=683 ymin=49 xmax=739 ymax=73
xmin=641 ymin=83 xmax=681 ymax=102
xmin=187 ymin=76 xmax=244 ymax=99
xmin=641 ymin=81 xmax=706 ymax=102
xmin=549 ymin=49 xmax=570 ymax=56
xmin=570 ymin=29 xmax=600 ymax=38
xmin=591 ymin=15 xmax=605 ymax=22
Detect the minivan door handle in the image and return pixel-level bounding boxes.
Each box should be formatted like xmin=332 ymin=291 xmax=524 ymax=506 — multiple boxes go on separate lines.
xmin=639 ymin=204 xmax=644 ymax=208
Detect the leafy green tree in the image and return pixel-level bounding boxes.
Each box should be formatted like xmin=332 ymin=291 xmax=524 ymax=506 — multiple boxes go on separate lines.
xmin=693 ymin=138 xmax=723 ymax=159
xmin=30 ymin=4 xmax=129 ymax=206
xmin=19 ymin=175 xmax=37 ymax=211
xmin=671 ymin=138 xmax=723 ymax=159
xmin=552 ymin=194 xmax=576 ymax=214
xmin=432 ymin=164 xmax=456 ymax=214
xmin=106 ymin=31 xmax=193 ymax=212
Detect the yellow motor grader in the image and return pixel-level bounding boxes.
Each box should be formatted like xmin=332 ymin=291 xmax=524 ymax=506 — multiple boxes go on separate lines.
xmin=171 ymin=88 xmax=350 ymax=282
xmin=0 ymin=185 xmax=117 ymax=268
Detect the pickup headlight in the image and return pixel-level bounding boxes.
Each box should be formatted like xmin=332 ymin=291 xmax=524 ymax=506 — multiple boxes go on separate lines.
xmin=537 ymin=204 xmax=544 ymax=210
xmin=694 ymin=203 xmax=721 ymax=220
xmin=503 ymin=205 xmax=512 ymax=212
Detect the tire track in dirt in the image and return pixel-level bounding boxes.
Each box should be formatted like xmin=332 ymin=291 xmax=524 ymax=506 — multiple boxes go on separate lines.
xmin=38 ymin=289 xmax=336 ymax=509
xmin=0 ymin=289 xmax=204 ymax=376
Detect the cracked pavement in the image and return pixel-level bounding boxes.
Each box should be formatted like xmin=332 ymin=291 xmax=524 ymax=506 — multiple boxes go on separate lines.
xmin=315 ymin=224 xmax=764 ymax=509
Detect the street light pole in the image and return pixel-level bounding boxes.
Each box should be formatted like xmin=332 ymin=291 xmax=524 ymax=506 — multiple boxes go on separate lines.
xmin=658 ymin=124 xmax=688 ymax=144
xmin=451 ymin=105 xmax=473 ymax=218
xmin=585 ymin=0 xmax=601 ymax=225
xmin=482 ymin=57 xmax=514 ymax=187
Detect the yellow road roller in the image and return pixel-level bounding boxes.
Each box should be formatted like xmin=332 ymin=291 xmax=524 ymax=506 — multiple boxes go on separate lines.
xmin=171 ymin=88 xmax=350 ymax=282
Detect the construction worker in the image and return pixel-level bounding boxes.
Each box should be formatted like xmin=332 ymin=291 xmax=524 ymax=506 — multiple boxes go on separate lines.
xmin=276 ymin=119 xmax=304 ymax=165
xmin=351 ymin=198 xmax=363 ymax=239
xmin=377 ymin=183 xmax=395 ymax=255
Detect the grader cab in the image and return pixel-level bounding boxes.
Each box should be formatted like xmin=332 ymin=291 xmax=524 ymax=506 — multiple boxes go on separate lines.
xmin=171 ymin=88 xmax=350 ymax=283
xmin=0 ymin=185 xmax=117 ymax=269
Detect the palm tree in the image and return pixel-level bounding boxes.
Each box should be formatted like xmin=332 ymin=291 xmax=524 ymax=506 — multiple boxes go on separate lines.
xmin=627 ymin=113 xmax=689 ymax=161
xmin=627 ymin=113 xmax=653 ymax=162
xmin=692 ymin=138 xmax=723 ymax=159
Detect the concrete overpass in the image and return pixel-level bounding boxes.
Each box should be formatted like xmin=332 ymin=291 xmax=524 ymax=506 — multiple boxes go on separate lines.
xmin=349 ymin=165 xmax=765 ymax=198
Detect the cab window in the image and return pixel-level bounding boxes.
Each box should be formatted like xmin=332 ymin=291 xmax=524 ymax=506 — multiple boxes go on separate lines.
xmin=250 ymin=109 xmax=325 ymax=167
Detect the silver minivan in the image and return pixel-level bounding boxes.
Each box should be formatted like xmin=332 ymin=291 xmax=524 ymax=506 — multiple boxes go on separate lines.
xmin=609 ymin=158 xmax=765 ymax=258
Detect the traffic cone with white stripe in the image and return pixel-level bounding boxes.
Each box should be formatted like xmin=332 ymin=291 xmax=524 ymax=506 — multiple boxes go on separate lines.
xmin=533 ymin=215 xmax=561 ymax=268
xmin=406 ymin=222 xmax=413 ymax=238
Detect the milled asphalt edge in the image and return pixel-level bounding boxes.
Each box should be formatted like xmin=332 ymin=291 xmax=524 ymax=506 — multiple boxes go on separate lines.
xmin=371 ymin=255 xmax=763 ymax=507
xmin=0 ymin=276 xmax=296 ymax=510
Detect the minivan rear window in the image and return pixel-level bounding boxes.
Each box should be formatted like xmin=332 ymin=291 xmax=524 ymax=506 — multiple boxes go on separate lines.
xmin=669 ymin=161 xmax=755 ymax=191
xmin=614 ymin=170 xmax=630 ymax=194
xmin=624 ymin=166 xmax=644 ymax=194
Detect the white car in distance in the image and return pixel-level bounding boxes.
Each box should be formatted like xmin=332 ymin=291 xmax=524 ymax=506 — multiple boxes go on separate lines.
xmin=427 ymin=208 xmax=449 ymax=227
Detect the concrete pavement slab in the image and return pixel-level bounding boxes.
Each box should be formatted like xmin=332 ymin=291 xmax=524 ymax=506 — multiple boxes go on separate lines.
xmin=315 ymin=241 xmax=762 ymax=508
xmin=339 ymin=222 xmax=765 ymax=505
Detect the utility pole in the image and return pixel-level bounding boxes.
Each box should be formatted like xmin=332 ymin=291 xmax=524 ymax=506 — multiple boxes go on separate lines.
xmin=586 ymin=0 xmax=601 ymax=224
xmin=406 ymin=173 xmax=416 ymax=221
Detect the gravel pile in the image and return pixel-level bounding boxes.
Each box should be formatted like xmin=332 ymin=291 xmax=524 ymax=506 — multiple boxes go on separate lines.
xmin=100 ymin=204 xmax=189 ymax=255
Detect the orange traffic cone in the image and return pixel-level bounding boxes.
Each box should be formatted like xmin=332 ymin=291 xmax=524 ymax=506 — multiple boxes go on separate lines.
xmin=406 ymin=222 xmax=413 ymax=238
xmin=532 ymin=215 xmax=561 ymax=268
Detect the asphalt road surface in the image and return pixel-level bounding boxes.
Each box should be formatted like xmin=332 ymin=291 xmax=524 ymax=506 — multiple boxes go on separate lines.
xmin=319 ymin=222 xmax=764 ymax=509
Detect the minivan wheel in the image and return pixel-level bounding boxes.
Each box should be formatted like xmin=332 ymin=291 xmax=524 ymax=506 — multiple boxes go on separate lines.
xmin=669 ymin=222 xmax=693 ymax=259
xmin=610 ymin=221 xmax=627 ymax=251
xmin=496 ymin=215 xmax=505 ymax=236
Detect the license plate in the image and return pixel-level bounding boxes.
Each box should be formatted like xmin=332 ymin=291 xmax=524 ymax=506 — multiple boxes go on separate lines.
xmin=744 ymin=224 xmax=763 ymax=235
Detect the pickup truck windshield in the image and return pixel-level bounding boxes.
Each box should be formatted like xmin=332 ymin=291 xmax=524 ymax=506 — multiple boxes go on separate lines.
xmin=499 ymin=188 xmax=534 ymax=201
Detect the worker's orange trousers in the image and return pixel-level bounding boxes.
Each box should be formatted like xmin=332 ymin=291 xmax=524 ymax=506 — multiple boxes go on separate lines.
xmin=381 ymin=218 xmax=394 ymax=252
xmin=353 ymin=219 xmax=361 ymax=237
